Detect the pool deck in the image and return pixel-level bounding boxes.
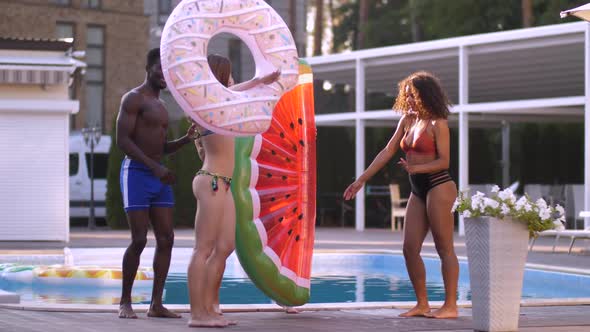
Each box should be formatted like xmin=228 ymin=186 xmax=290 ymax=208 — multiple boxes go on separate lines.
xmin=0 ymin=227 xmax=589 ymax=331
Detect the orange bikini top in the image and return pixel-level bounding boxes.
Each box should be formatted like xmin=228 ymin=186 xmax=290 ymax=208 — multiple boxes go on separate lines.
xmin=400 ymin=125 xmax=436 ymax=155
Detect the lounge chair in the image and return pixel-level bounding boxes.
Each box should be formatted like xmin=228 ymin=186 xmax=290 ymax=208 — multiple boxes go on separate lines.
xmin=389 ymin=184 xmax=407 ymax=231
xmin=562 ymin=211 xmax=590 ymax=254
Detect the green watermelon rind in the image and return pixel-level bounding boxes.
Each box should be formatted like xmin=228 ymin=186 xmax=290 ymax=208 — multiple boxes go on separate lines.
xmin=233 ymin=136 xmax=310 ymax=307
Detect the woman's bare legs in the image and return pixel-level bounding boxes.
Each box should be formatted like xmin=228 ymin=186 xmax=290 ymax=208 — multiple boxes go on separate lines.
xmin=425 ymin=182 xmax=459 ymax=319
xmin=206 ymin=189 xmax=237 ymax=325
xmin=187 ymin=176 xmax=228 ymax=328
xmin=399 ymin=193 xmax=431 ymax=317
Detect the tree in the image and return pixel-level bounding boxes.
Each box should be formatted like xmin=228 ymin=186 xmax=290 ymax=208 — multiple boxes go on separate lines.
xmin=314 ymin=0 xmax=324 ymax=55
xmin=331 ymin=0 xmax=587 ymax=52
xmin=522 ymin=0 xmax=534 ymax=27
xmin=357 ymin=0 xmax=369 ymax=49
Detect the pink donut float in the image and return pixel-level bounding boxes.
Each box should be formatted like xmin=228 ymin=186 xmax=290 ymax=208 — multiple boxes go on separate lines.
xmin=160 ymin=0 xmax=299 ymax=136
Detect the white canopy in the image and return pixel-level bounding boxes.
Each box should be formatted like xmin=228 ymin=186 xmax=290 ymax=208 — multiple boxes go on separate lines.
xmin=305 ymin=22 xmax=590 ymax=234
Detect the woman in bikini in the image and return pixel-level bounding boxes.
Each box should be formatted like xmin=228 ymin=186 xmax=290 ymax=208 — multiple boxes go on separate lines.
xmin=344 ymin=71 xmax=459 ymax=319
xmin=187 ymin=54 xmax=280 ymax=328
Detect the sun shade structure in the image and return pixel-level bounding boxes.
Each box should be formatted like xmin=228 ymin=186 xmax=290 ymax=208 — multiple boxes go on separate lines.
xmin=0 ymin=37 xmax=84 ymax=241
xmin=304 ymin=22 xmax=590 ymax=234
xmin=561 ymin=3 xmax=590 ymax=22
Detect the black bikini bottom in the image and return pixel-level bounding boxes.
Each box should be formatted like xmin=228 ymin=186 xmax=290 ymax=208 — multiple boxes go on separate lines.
xmin=409 ymin=170 xmax=453 ymax=201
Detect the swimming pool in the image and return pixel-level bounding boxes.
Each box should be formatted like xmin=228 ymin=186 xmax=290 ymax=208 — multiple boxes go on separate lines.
xmin=1 ymin=250 xmax=589 ymax=305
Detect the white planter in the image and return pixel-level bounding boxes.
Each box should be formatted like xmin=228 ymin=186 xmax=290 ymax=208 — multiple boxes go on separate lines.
xmin=464 ymin=217 xmax=530 ymax=332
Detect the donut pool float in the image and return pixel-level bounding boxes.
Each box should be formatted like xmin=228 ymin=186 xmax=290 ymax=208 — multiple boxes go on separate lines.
xmin=232 ymin=59 xmax=316 ymax=306
xmin=160 ymin=0 xmax=299 ymax=136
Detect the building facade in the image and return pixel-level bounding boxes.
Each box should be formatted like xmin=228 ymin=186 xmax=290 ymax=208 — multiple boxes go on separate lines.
xmin=0 ymin=0 xmax=306 ymax=131
xmin=0 ymin=0 xmax=149 ymax=133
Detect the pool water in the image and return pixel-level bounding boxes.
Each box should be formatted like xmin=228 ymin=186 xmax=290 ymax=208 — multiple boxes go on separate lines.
xmin=1 ymin=252 xmax=590 ymax=305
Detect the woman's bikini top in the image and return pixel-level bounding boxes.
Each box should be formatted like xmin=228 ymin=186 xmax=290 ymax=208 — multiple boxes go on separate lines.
xmin=400 ymin=124 xmax=436 ymax=155
xmin=194 ymin=127 xmax=214 ymax=139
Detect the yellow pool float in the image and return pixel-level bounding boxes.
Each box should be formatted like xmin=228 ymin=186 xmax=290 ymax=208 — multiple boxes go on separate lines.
xmin=33 ymin=265 xmax=153 ymax=288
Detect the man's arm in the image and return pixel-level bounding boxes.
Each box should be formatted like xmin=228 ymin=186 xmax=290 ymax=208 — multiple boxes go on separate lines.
xmin=163 ymin=123 xmax=196 ymax=154
xmin=116 ymin=92 xmax=174 ymax=183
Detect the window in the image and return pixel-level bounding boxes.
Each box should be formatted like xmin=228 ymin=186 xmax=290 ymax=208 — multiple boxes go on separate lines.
xmin=86 ymin=25 xmax=104 ymax=128
xmin=56 ymin=22 xmax=74 ymax=42
xmin=81 ymin=0 xmax=101 ymax=9
xmin=158 ymin=0 xmax=173 ymax=25
xmin=69 ymin=153 xmax=79 ymax=176
xmin=85 ymin=153 xmax=108 ymax=179
xmin=50 ymin=0 xmax=71 ymax=5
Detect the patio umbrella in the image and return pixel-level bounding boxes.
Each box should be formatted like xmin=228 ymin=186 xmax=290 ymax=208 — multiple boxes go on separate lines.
xmin=560 ymin=3 xmax=590 ymax=21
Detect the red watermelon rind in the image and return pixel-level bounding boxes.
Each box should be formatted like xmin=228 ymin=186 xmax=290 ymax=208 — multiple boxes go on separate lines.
xmin=232 ymin=136 xmax=310 ymax=306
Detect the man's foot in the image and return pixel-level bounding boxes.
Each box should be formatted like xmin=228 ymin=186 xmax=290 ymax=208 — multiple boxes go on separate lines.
xmin=399 ymin=304 xmax=431 ymax=317
xmin=119 ymin=303 xmax=138 ymax=319
xmin=188 ymin=315 xmax=229 ymax=328
xmin=147 ymin=305 xmax=182 ymax=318
xmin=424 ymin=305 xmax=458 ymax=319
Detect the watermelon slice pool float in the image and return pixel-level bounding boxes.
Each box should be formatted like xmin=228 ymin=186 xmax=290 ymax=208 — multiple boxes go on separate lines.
xmin=232 ymin=60 xmax=316 ymax=306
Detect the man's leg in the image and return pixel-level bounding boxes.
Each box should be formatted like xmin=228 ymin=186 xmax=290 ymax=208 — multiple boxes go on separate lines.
xmin=147 ymin=206 xmax=181 ymax=318
xmin=119 ymin=210 xmax=150 ymax=319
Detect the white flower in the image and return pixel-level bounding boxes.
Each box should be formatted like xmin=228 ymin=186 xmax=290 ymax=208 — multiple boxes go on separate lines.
xmin=471 ymin=196 xmax=483 ymax=211
xmin=451 ymin=200 xmax=459 ymax=213
xmin=555 ymin=204 xmax=565 ymax=216
xmin=536 ymin=198 xmax=548 ymax=209
xmin=514 ymin=196 xmax=527 ymax=211
xmin=483 ymin=197 xmax=500 ymax=209
xmin=553 ymin=219 xmax=565 ymax=231
xmin=516 ymin=196 xmax=527 ymax=206
xmin=501 ymin=203 xmax=510 ymax=215
xmin=539 ymin=208 xmax=551 ymax=220
xmin=524 ymin=203 xmax=532 ymax=212
xmin=498 ymin=189 xmax=516 ymax=203
xmin=455 ymin=184 xmax=565 ymax=234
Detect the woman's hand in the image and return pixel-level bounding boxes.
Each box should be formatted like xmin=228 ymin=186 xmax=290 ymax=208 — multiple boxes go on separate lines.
xmin=259 ymin=69 xmax=281 ymax=85
xmin=343 ymin=180 xmax=365 ymax=200
xmin=187 ymin=122 xmax=197 ymax=139
xmin=397 ymin=158 xmax=416 ymax=174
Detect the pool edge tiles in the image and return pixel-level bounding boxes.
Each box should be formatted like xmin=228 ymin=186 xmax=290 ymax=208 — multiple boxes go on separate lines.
xmin=2 ymin=250 xmax=590 ymax=309
xmin=0 ymin=290 xmax=19 ymax=304
xmin=3 ymin=298 xmax=590 ymax=313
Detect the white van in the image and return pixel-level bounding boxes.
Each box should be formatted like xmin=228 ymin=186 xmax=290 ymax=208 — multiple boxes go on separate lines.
xmin=69 ymin=133 xmax=111 ymax=219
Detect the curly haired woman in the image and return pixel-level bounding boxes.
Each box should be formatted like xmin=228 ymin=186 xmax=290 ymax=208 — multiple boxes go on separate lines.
xmin=344 ymin=71 xmax=459 ymax=319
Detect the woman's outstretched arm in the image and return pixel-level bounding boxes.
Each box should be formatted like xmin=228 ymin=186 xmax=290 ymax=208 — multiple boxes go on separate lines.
xmin=230 ymin=69 xmax=281 ymax=92
xmin=343 ymin=115 xmax=409 ymax=200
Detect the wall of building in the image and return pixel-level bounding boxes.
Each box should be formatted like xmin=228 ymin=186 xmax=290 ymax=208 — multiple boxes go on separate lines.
xmin=0 ymin=0 xmax=149 ymax=133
